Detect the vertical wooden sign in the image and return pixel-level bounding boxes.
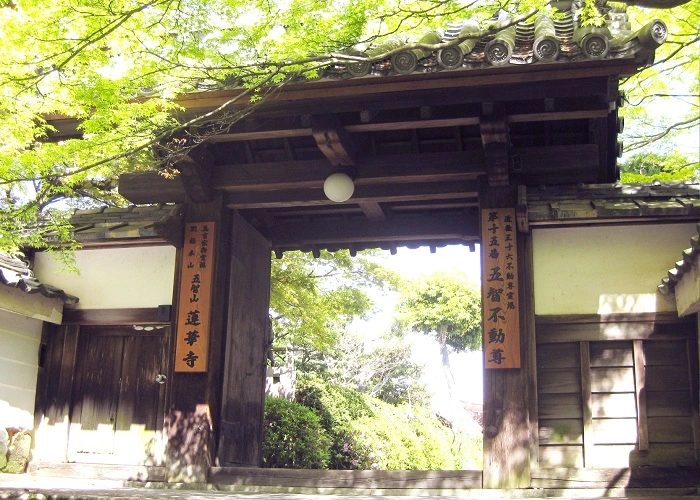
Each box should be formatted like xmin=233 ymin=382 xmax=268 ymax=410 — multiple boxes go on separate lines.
xmin=481 ymin=208 xmax=520 ymax=369
xmin=175 ymin=222 xmax=215 ymax=372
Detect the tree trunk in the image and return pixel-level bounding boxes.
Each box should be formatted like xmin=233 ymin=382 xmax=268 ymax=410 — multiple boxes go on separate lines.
xmin=437 ymin=325 xmax=456 ymax=411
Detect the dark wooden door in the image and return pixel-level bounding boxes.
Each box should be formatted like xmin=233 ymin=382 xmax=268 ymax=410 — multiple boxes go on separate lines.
xmin=218 ymin=212 xmax=271 ymax=465
xmin=68 ymin=326 xmax=169 ymax=464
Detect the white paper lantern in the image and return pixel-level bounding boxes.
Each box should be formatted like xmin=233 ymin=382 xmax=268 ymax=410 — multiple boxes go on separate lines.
xmin=323 ymin=172 xmax=355 ymax=202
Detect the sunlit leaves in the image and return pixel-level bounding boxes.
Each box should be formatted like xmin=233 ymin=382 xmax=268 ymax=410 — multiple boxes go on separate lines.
xmin=269 ymin=250 xmax=398 ymax=355
xmin=620 ymin=2 xmax=699 ymax=158
xmin=395 ymin=272 xmax=481 ymax=352
xmin=0 ymin=0 xmax=696 ymax=251
xmin=620 ymin=150 xmax=699 ymax=181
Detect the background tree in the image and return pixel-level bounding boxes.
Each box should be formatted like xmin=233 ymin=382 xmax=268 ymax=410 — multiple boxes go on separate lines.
xmin=394 ymin=271 xmax=481 ymax=406
xmin=619 ymin=2 xmax=699 ymax=167
xmin=619 ymin=150 xmax=698 ymax=182
xmin=269 ymin=249 xmax=398 ymax=367
xmin=320 ymin=329 xmax=430 ymax=406
xmin=0 ymin=0 xmax=696 ymax=252
xmin=396 ymin=272 xmax=482 ymax=354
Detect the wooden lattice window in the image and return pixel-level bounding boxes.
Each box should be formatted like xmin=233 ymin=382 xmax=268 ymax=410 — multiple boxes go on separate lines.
xmin=535 ymin=315 xmax=699 ymax=468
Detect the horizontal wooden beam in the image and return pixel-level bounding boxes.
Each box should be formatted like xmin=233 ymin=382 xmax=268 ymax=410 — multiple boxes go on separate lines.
xmin=224 ymin=180 xmax=479 ymax=209
xmin=535 ymin=313 xmax=695 ymax=343
xmin=175 ymin=63 xmax=637 ymax=112
xmin=209 ymin=466 xmax=483 ymax=489
xmin=200 ymin=110 xmax=607 ymax=143
xmin=535 ymin=312 xmax=689 ymax=324
xmin=121 ymin=144 xmax=597 ymax=205
xmin=119 ymin=172 xmax=187 ymax=204
xmin=509 ymin=109 xmax=609 ymax=123
xmin=344 ymin=116 xmax=479 ymax=132
xmin=62 ymin=307 xmax=170 ymax=325
xmin=268 ymin=213 xmax=479 ymax=246
xmin=531 ymin=467 xmax=700 ymax=489
xmin=205 ymin=128 xmax=312 ymax=142
xmin=213 ymin=151 xmax=486 ymax=191
xmin=513 ymin=144 xmax=599 ymax=173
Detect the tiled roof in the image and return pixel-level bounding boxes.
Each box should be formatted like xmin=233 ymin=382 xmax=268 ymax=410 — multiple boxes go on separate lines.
xmin=0 ymin=253 xmax=78 ymax=305
xmin=527 ymin=181 xmax=700 ymax=223
xmin=52 ymin=204 xmax=183 ymax=244
xmin=319 ymin=8 xmax=666 ymax=80
xmin=658 ymin=222 xmax=700 ymax=295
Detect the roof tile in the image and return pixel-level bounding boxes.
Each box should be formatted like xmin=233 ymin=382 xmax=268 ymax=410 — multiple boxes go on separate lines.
xmin=0 ymin=253 xmax=78 ymax=305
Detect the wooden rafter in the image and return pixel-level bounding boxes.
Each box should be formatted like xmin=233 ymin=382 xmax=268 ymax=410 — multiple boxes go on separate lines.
xmin=359 ymin=202 xmax=387 ymax=221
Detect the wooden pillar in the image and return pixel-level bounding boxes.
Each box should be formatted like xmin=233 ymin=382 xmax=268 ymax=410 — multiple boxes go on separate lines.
xmin=165 ymin=195 xmax=231 ymax=482
xmin=480 ymin=180 xmax=531 ymax=488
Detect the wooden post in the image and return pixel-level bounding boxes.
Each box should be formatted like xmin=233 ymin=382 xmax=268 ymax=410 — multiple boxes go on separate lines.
xmin=580 ymin=342 xmax=594 ymax=466
xmin=689 ymin=333 xmax=700 ymax=463
xmin=632 ymin=340 xmax=649 ymax=451
xmin=165 ymin=195 xmax=231 ymax=482
xmin=480 ymin=180 xmax=531 ymax=488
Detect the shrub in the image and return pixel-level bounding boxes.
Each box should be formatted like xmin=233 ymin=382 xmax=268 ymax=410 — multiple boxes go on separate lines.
xmin=346 ymin=401 xmax=457 ymax=470
xmin=295 ymin=375 xmax=480 ymax=470
xmin=296 ymin=374 xmax=376 ymax=469
xmin=261 ymin=396 xmax=331 ymax=469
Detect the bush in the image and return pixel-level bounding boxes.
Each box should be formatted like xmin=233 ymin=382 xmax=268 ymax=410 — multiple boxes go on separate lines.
xmin=261 ymin=396 xmax=331 ymax=469
xmin=346 ymin=401 xmax=458 ymax=470
xmin=295 ymin=375 xmax=374 ymax=469
xmin=295 ymin=375 xmax=480 ymax=470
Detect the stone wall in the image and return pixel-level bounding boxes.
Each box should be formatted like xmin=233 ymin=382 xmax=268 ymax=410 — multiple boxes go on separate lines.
xmin=0 ymin=427 xmax=31 ymax=473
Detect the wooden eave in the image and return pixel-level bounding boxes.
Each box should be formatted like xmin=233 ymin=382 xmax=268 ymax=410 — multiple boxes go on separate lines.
xmin=43 ymin=57 xmax=650 ymax=254
xmin=49 ymin=204 xmax=185 ymax=249
xmin=527 ymin=183 xmax=700 ymax=227
xmin=172 ymin=59 xmax=640 ymax=115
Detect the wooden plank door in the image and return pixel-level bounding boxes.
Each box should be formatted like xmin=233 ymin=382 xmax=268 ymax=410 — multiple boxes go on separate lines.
xmin=218 ymin=212 xmax=271 ymax=465
xmin=68 ymin=326 xmax=169 ymax=464
xmin=113 ymin=331 xmax=169 ymax=464
xmin=68 ymin=330 xmax=124 ymax=458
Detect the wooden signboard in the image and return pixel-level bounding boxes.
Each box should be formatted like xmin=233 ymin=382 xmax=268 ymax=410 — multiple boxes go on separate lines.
xmin=481 ymin=208 xmax=520 ymax=369
xmin=175 ymin=222 xmax=215 ymax=372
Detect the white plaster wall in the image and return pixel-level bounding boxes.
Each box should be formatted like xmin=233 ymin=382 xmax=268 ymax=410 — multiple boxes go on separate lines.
xmin=33 ymin=246 xmax=176 ymax=309
xmin=532 ymin=223 xmax=696 ymax=315
xmin=0 ymin=310 xmax=42 ymax=429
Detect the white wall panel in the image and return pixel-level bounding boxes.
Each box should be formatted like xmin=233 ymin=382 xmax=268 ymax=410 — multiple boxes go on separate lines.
xmin=0 ymin=310 xmax=42 ymax=429
xmin=532 ymin=223 xmax=696 ymax=315
xmin=33 ymin=246 xmax=176 ymax=309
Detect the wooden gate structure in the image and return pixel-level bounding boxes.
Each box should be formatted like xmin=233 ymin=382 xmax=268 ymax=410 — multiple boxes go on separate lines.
xmin=29 ymin=6 xmax=700 ymax=494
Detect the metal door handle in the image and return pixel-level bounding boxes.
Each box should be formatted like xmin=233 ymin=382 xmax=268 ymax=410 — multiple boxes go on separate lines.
xmin=155 ymin=374 xmax=167 ymax=384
